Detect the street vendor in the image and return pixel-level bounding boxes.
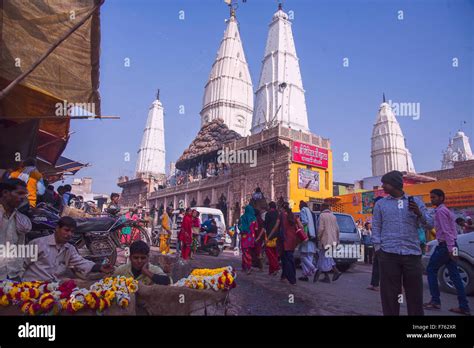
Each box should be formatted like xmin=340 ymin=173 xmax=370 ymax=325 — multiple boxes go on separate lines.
xmin=22 ymin=216 xmax=114 ymax=282
xmin=114 ymin=241 xmax=172 ymax=285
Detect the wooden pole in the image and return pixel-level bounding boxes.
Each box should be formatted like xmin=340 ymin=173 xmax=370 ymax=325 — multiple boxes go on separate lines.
xmin=0 ymin=0 xmax=105 ymax=101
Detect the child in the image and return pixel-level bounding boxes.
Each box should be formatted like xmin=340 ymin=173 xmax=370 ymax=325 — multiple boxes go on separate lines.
xmin=114 ymin=241 xmax=172 ymax=285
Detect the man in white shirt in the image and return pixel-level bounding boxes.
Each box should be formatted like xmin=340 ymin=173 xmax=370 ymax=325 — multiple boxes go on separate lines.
xmin=0 ymin=179 xmax=32 ymax=281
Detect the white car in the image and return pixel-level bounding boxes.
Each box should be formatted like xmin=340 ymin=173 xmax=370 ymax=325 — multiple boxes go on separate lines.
xmin=169 ymin=207 xmax=231 ymax=249
xmin=422 ymin=232 xmax=474 ymax=295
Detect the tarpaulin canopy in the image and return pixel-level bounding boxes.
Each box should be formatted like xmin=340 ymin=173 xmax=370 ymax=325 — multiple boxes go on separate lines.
xmin=38 ymin=155 xmax=88 ymax=183
xmin=0 ymin=0 xmax=102 ymax=167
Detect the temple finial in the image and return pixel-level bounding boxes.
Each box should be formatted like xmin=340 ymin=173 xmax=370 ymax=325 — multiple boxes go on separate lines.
xmin=383 ymin=92 xmax=386 ymax=103
xmin=278 ymin=2 xmax=283 ymax=10
xmin=156 ymin=89 xmax=160 ymax=100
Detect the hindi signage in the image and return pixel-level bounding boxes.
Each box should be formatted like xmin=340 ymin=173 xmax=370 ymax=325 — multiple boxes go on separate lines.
xmin=292 ymin=141 xmax=329 ymax=169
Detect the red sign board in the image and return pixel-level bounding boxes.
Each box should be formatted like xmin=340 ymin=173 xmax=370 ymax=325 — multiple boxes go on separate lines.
xmin=292 ymin=141 xmax=329 ymax=169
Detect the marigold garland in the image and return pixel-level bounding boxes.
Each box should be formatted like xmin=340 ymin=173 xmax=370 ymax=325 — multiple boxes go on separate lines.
xmin=0 ymin=276 xmax=139 ymax=316
xmin=173 ymin=266 xmax=237 ymax=291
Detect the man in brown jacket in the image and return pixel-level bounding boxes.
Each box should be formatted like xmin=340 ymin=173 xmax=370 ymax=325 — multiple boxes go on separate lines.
xmin=314 ymin=203 xmax=342 ymax=283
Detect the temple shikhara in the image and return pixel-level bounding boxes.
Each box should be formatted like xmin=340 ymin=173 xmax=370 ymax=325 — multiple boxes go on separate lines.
xmin=118 ymin=90 xmax=167 ymax=208
xmin=371 ymin=95 xmax=415 ymax=177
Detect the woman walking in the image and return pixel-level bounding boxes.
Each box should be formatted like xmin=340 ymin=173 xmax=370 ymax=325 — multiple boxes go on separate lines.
xmin=178 ymin=208 xmax=193 ymax=260
xmin=190 ymin=210 xmax=201 ymax=259
xmin=280 ymin=202 xmax=298 ymax=285
xmin=239 ymin=205 xmax=257 ymax=274
xmin=264 ymin=202 xmax=281 ymax=276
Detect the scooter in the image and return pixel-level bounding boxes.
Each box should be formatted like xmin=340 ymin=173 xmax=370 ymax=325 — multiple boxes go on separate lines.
xmin=195 ymin=229 xmax=223 ymax=257
xmin=27 ymin=203 xmax=151 ymax=265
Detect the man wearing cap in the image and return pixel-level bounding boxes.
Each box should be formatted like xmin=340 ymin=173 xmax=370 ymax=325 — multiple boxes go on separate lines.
xmin=372 ymin=170 xmax=433 ymax=316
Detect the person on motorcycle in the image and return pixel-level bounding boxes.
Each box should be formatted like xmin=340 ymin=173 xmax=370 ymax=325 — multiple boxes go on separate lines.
xmin=0 ymin=179 xmax=31 ymax=281
xmin=114 ymin=240 xmax=171 ymax=285
xmin=200 ymin=216 xmax=218 ymax=246
xmin=22 ymin=216 xmax=115 ymax=282
xmin=106 ymin=193 xmax=121 ymax=216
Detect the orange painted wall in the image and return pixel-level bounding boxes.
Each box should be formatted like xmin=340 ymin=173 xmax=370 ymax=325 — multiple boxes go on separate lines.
xmin=334 ymin=177 xmax=474 ymax=221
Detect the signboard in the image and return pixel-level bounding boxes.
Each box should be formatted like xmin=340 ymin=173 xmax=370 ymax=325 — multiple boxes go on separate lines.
xmin=292 ymin=141 xmax=329 ymax=169
xmin=298 ymin=168 xmax=320 ymax=191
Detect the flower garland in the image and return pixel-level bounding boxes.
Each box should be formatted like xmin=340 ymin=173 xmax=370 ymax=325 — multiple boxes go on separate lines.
xmin=0 ymin=276 xmax=138 ymax=316
xmin=172 ymin=266 xmax=236 ymax=291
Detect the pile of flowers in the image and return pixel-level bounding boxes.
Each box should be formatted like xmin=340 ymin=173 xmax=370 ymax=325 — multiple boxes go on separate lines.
xmin=172 ymin=266 xmax=236 ymax=291
xmin=0 ymin=276 xmax=138 ymax=316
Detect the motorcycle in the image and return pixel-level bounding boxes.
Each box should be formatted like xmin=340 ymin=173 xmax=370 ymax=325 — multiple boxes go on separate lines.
xmin=27 ymin=203 xmax=151 ymax=265
xmin=195 ymin=225 xmax=224 ymax=257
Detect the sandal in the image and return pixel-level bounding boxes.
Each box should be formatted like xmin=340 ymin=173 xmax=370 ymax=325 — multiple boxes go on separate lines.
xmin=367 ymin=285 xmax=379 ymax=291
xmin=423 ymin=302 xmax=441 ymax=310
xmin=449 ymin=307 xmax=471 ymax=316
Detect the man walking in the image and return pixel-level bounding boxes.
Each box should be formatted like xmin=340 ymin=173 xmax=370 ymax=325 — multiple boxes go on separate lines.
xmin=298 ymin=201 xmax=317 ymax=281
xmin=424 ymin=189 xmax=470 ymax=315
xmin=314 ymin=203 xmax=342 ymax=283
xmin=372 ymin=170 xmax=433 ymax=316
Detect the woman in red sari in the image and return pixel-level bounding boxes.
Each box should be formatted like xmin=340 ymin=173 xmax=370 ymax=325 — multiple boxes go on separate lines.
xmin=178 ymin=208 xmax=193 ymax=260
xmin=239 ymin=205 xmax=257 ymax=274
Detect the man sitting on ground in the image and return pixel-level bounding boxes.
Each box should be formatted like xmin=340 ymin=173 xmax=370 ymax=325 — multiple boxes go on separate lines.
xmin=22 ymin=216 xmax=114 ymax=281
xmin=113 ymin=240 xmax=172 ymax=285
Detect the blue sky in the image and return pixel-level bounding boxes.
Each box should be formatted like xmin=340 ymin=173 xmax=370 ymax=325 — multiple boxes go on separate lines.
xmin=63 ymin=0 xmax=474 ymax=194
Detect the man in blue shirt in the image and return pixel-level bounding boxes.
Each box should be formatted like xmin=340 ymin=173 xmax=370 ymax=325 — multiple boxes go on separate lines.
xmin=372 ymin=170 xmax=433 ymax=316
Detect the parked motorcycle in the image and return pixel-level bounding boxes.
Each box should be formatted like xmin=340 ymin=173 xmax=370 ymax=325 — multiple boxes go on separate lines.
xmin=27 ymin=203 xmax=151 ymax=265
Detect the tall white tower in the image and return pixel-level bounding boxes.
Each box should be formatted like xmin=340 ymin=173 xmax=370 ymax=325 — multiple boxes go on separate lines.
xmin=200 ymin=7 xmax=254 ymax=136
xmin=251 ymin=3 xmax=309 ymax=134
xmin=135 ymin=90 xmax=166 ymax=178
xmin=371 ymin=95 xmax=415 ymax=176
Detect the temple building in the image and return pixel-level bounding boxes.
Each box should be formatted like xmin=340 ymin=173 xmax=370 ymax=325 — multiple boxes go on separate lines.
xmin=147 ymin=4 xmax=333 ymax=224
xmin=118 ymin=90 xmax=167 ymax=208
xmin=200 ymin=8 xmax=254 ymax=136
xmin=251 ymin=3 xmax=309 ymax=134
xmin=371 ymin=95 xmax=415 ymax=176
xmin=441 ymin=131 xmax=474 ymax=169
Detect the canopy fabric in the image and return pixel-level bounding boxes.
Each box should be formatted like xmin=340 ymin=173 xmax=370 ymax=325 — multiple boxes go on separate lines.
xmin=0 ymin=0 xmax=102 ymax=169
xmin=38 ymin=156 xmax=88 ymax=183
xmin=0 ymin=0 xmax=102 ymax=113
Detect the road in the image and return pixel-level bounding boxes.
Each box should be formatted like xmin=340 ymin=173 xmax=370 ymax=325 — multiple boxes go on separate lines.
xmin=183 ymin=249 xmax=470 ymax=316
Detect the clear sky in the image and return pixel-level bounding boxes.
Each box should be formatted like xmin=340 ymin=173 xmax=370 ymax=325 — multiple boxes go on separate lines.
xmin=63 ymin=0 xmax=474 ymax=194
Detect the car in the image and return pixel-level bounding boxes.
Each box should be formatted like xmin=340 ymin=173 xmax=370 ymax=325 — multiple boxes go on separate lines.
xmin=169 ymin=207 xmax=230 ymax=250
xmin=294 ymin=211 xmax=362 ymax=272
xmin=422 ymin=232 xmax=474 ymax=296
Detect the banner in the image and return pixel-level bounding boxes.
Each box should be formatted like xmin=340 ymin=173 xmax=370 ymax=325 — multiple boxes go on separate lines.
xmin=292 ymin=141 xmax=328 ymax=169
xmin=298 ymin=168 xmax=320 ymax=191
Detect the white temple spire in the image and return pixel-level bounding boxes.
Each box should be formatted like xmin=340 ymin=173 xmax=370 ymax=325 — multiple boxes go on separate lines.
xmin=251 ymin=3 xmax=309 ymax=134
xmin=135 ymin=90 xmax=166 ymax=178
xmin=371 ymin=96 xmax=416 ymax=176
xmin=200 ymin=8 xmax=253 ymax=136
